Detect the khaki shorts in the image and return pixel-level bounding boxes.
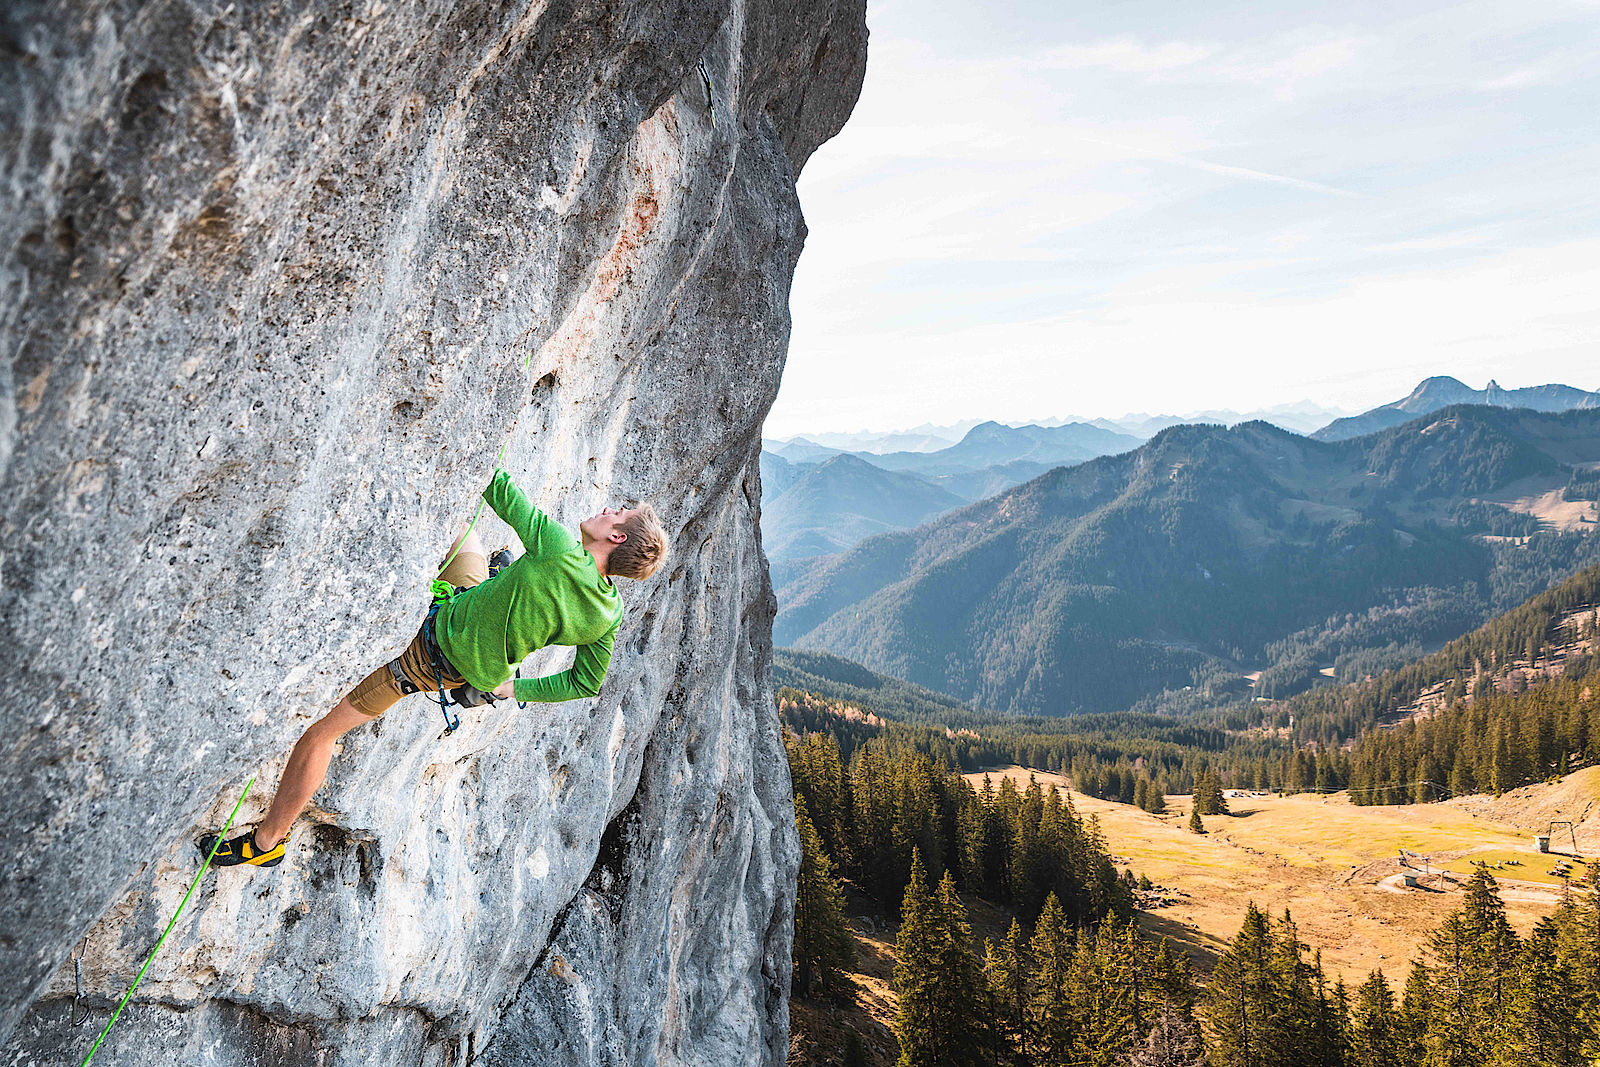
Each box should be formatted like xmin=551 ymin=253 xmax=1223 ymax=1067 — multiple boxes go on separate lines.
xmin=346 ymin=550 xmax=489 ymax=717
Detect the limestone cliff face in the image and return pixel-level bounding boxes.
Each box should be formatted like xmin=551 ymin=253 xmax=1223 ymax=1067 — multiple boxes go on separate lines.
xmin=0 ymin=2 xmax=864 ymax=1063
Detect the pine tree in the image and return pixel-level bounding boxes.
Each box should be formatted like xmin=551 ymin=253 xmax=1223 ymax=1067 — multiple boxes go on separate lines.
xmin=1194 ymin=771 xmax=1230 ymax=816
xmin=1424 ymin=869 xmax=1520 ymax=1067
xmin=984 ymin=919 xmax=1032 ymax=1065
xmin=894 ymin=849 xmax=945 ymax=1067
xmin=1030 ymin=891 xmax=1076 ymax=1066
xmin=1395 ymin=962 xmax=1431 ymax=1062
xmin=893 ymin=850 xmax=992 ymax=1067
xmin=1150 ymin=937 xmax=1198 ymax=1016
xmin=1506 ymin=918 xmax=1585 ymax=1067
xmin=932 ymin=869 xmax=994 ymax=1065
xmin=1189 ymin=807 xmax=1205 ymax=834
xmin=1266 ymin=910 xmax=1316 ymax=1063
xmin=1307 ymin=956 xmax=1349 ymax=1067
xmin=1067 ymin=921 xmax=1145 ymax=1067
xmin=793 ymin=794 xmax=856 ymax=997
xmin=1146 ymin=783 xmax=1168 ymax=815
xmin=1205 ymin=903 xmax=1274 ymax=1067
xmin=1348 ymin=971 xmax=1395 ymax=1067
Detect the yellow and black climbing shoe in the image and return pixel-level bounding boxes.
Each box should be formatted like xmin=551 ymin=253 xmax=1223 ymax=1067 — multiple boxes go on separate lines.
xmin=197 ymin=828 xmax=285 ymax=868
xmin=488 ymin=547 xmax=513 ymax=578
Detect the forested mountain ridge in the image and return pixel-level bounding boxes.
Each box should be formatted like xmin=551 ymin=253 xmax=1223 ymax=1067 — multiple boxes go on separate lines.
xmin=1273 ymin=561 xmax=1600 ymax=750
xmin=759 ymin=421 xmax=1146 ymax=561
xmin=1314 ymin=375 xmax=1600 ymax=441
xmin=759 ymin=453 xmax=967 ymax=559
xmin=776 ymin=406 xmax=1600 ymax=716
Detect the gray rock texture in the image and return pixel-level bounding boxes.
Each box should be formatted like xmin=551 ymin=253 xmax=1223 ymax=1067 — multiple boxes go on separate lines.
xmin=0 ymin=1 xmax=864 ymax=1063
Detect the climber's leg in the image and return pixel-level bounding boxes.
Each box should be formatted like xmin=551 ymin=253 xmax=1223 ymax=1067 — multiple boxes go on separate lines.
xmin=199 ymin=699 xmax=369 ymax=868
xmin=252 ymin=698 xmax=372 ymax=850
xmin=443 ymin=523 xmax=484 ymax=570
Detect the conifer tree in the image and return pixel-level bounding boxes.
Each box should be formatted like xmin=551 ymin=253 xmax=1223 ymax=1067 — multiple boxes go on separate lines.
xmin=1307 ymin=955 xmax=1349 ymax=1067
xmin=893 ymin=850 xmax=992 ymax=1067
xmin=1396 ymin=961 xmax=1431 ymax=1060
xmin=1267 ymin=910 xmax=1316 ymax=1061
xmin=984 ymin=919 xmax=1032 ymax=1066
xmin=1067 ymin=921 xmax=1145 ymax=1067
xmin=1424 ymin=869 xmax=1520 ymax=1067
xmin=933 ymin=868 xmax=995 ymax=1065
xmin=894 ymin=849 xmax=944 ymax=1067
xmin=1146 ymin=782 xmax=1168 ymax=815
xmin=1189 ymin=807 xmax=1205 ymax=834
xmin=1506 ymin=918 xmax=1585 ymax=1067
xmin=1030 ymin=891 xmax=1076 ymax=1066
xmin=1205 ymin=903 xmax=1274 ymax=1067
xmin=1150 ymin=937 xmax=1198 ymax=1016
xmin=793 ymin=794 xmax=856 ymax=997
xmin=1348 ymin=971 xmax=1396 ymax=1067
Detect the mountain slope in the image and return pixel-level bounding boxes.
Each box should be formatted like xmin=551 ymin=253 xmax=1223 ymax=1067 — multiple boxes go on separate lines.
xmin=776 ymin=407 xmax=1600 ymax=716
xmin=1315 ymin=377 xmax=1600 ymax=441
xmin=762 ymin=454 xmax=967 ymax=559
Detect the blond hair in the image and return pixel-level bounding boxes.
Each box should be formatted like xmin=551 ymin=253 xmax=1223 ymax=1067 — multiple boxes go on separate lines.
xmin=609 ymin=504 xmax=669 ymax=580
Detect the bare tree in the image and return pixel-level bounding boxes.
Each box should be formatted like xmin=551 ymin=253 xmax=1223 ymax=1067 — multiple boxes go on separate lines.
xmin=1131 ymin=1004 xmax=1209 ymax=1067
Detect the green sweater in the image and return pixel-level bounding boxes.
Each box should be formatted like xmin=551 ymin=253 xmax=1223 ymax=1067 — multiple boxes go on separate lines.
xmin=435 ymin=470 xmax=622 ymax=702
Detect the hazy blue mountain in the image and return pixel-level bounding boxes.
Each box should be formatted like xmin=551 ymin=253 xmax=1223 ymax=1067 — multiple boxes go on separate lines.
xmin=759 ymin=450 xmax=805 ymax=497
xmin=768 ymin=437 xmax=846 ymax=463
xmin=760 ymin=421 xmax=1150 ymax=562
xmin=862 ymin=420 xmax=1143 ymax=475
xmin=1094 ymin=401 xmax=1349 ymax=438
xmin=775 ymin=406 xmax=1600 ymax=717
xmin=767 ymin=429 xmax=958 ymax=453
xmin=1314 ymin=377 xmax=1600 ymax=441
xmin=762 ymin=453 xmax=967 ymax=561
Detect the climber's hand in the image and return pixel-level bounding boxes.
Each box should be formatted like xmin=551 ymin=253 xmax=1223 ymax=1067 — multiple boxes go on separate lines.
xmin=492 ymin=678 xmax=516 ymax=700
xmin=448 ymin=684 xmax=497 ymax=708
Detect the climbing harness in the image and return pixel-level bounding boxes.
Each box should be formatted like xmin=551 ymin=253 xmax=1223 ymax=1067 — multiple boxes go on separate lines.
xmin=70 ymin=936 xmax=90 ymax=1025
xmin=697 ymin=59 xmax=716 ymax=128
xmin=79 ymin=777 xmax=254 ymax=1066
xmin=423 ymin=601 xmax=460 ymax=735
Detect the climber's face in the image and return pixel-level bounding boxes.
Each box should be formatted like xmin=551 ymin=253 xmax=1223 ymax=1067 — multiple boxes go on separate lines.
xmin=580 ymin=506 xmax=633 ymax=546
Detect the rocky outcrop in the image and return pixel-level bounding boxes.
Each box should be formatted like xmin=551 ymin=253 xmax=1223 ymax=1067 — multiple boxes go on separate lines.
xmin=0 ymin=1 xmax=864 ymax=1063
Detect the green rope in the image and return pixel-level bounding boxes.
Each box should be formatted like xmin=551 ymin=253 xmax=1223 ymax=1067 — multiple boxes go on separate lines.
xmin=80 ymin=776 xmax=255 ymax=1067
xmin=435 ymin=442 xmax=509 ymax=582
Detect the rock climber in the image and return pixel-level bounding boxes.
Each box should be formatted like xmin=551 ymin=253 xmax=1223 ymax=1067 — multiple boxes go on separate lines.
xmin=199 ymin=467 xmax=669 ymax=867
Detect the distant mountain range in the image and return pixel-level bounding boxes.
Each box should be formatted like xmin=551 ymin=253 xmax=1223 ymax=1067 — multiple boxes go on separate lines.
xmin=759 ymin=454 xmax=967 ymax=559
xmin=760 ymin=422 xmax=1142 ymax=561
xmin=1089 ymin=400 xmax=1348 ymax=438
xmin=773 ymin=406 xmax=1600 ymax=717
xmin=1314 ymin=377 xmax=1600 ymax=441
xmin=761 ymin=378 xmax=1600 ymax=565
xmin=765 ymin=402 xmax=1350 ymax=455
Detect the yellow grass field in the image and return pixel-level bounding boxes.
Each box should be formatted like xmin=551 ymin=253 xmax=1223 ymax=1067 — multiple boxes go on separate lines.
xmin=964 ymin=766 xmax=1597 ymax=982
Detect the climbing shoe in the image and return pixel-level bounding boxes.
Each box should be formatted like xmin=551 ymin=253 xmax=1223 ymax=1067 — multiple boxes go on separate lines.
xmin=197 ymin=828 xmax=285 ymax=868
xmin=488 ymin=547 xmax=513 ymax=578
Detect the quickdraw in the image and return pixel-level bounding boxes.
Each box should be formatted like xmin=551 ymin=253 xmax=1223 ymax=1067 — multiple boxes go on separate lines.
xmin=70 ymin=936 xmax=89 ymax=1026
xmin=697 ymin=59 xmax=716 ymax=129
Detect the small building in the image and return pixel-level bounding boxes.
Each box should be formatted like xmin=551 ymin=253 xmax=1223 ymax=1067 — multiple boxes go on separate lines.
xmin=1535 ymin=834 xmax=1551 ymax=853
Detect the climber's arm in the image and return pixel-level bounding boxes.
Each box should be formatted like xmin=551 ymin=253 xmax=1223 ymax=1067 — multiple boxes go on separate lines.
xmin=483 ymin=468 xmax=577 ymax=558
xmin=511 ymin=624 xmax=617 ymax=703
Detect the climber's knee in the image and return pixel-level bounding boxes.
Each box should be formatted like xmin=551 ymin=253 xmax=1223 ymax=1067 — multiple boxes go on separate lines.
xmin=307 ymin=697 xmax=373 ymax=741
xmin=445 ymin=525 xmax=484 ymax=564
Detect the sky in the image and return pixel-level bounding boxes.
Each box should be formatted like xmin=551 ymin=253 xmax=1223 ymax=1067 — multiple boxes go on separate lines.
xmin=765 ymin=0 xmax=1600 ymax=438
